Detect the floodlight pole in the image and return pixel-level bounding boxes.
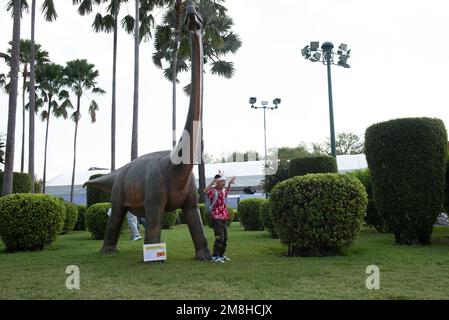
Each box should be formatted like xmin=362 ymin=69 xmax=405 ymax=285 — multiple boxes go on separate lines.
xmin=263 ymin=107 xmax=267 ymax=165
xmin=322 ymin=42 xmax=337 ymax=158
xmin=249 ymin=99 xmax=280 ymax=168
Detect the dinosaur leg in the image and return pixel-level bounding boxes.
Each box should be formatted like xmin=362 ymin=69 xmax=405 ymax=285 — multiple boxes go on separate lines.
xmin=182 ymin=205 xmax=211 ymax=261
xmin=144 ymin=201 xmax=164 ymax=244
xmin=101 ymin=202 xmax=126 ymax=254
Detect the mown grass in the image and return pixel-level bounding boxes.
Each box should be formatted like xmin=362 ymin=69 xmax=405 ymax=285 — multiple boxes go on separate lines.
xmin=1 ymin=223 xmax=449 ymax=300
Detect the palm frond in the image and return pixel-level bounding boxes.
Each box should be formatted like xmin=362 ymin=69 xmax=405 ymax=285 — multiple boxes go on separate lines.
xmin=102 ymin=14 xmax=115 ymax=33
xmin=183 ymin=82 xmax=191 ymax=96
xmin=92 ymin=13 xmax=105 ymax=32
xmin=41 ymin=0 xmax=57 ymax=22
xmin=89 ymin=100 xmax=99 ymax=123
xmin=40 ymin=110 xmax=49 ymax=121
xmin=210 ymin=60 xmax=234 ymax=79
xmin=71 ymin=111 xmax=81 ymax=123
xmin=121 ymin=15 xmax=135 ymax=34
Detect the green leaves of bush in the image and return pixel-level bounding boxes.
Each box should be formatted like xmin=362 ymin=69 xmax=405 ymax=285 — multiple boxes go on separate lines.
xmin=0 ymin=194 xmax=65 ymax=252
xmin=270 ymin=173 xmax=367 ymax=256
xmin=365 ymin=117 xmax=447 ymax=245
xmin=85 ymin=202 xmax=111 ymax=240
xmin=60 ymin=201 xmax=79 ymax=234
xmin=259 ymin=199 xmax=277 ymax=238
xmin=238 ymin=198 xmax=265 ymax=231
xmin=162 ymin=210 xmax=180 ymax=229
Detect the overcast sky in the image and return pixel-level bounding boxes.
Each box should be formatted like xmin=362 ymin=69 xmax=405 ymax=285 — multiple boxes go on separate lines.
xmin=1 ymin=0 xmax=449 ymax=181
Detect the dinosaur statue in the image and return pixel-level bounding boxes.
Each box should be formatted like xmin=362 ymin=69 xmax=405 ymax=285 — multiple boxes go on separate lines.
xmin=84 ymin=0 xmax=211 ymax=260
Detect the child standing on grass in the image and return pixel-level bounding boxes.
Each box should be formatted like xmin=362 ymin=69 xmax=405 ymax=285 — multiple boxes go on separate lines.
xmin=204 ymin=171 xmax=236 ymax=263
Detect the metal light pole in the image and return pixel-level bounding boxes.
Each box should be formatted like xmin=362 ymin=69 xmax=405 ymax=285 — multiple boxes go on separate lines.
xmin=301 ymin=41 xmax=351 ymax=158
xmin=249 ymin=97 xmax=281 ymax=167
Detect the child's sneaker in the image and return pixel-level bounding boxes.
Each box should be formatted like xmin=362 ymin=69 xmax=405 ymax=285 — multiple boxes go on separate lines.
xmin=212 ymin=255 xmax=224 ymax=263
xmin=220 ymin=255 xmax=230 ymax=261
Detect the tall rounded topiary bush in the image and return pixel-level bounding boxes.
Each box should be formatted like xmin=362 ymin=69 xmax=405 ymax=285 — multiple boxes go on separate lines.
xmin=365 ymin=118 xmax=447 ymax=245
xmin=259 ymin=199 xmax=277 ymax=238
xmin=85 ymin=202 xmax=111 ymax=240
xmin=0 ymin=194 xmax=65 ymax=252
xmin=270 ymin=174 xmax=367 ymax=256
xmin=86 ymin=174 xmax=111 ymax=208
xmin=74 ymin=205 xmax=87 ymax=231
xmin=348 ymin=169 xmax=386 ymax=233
xmin=60 ymin=201 xmax=79 ymax=234
xmin=238 ymin=198 xmax=265 ymax=231
xmin=444 ymin=155 xmax=449 ymax=213
xmin=288 ymin=156 xmax=337 ymax=178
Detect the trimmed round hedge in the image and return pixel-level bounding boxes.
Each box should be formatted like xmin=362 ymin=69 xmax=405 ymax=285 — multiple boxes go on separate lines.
xmin=259 ymin=199 xmax=277 ymax=238
xmin=238 ymin=198 xmax=265 ymax=231
xmin=270 ymin=173 xmax=367 ymax=256
xmin=74 ymin=205 xmax=87 ymax=231
xmin=85 ymin=202 xmax=111 ymax=240
xmin=347 ymin=169 xmax=386 ymax=233
xmin=85 ymin=203 xmax=131 ymax=240
xmin=0 ymin=194 xmax=65 ymax=252
xmin=86 ymin=174 xmax=111 ymax=208
xmin=365 ymin=117 xmax=447 ymax=245
xmin=60 ymin=201 xmax=79 ymax=234
xmin=162 ymin=209 xmax=180 ymax=229
xmin=288 ymin=156 xmax=337 ymax=178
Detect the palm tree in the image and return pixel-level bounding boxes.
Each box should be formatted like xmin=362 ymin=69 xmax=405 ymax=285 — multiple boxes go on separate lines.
xmin=64 ymin=59 xmax=105 ymax=202
xmin=28 ymin=0 xmax=57 ymax=192
xmin=2 ymin=0 xmax=22 ymax=196
xmin=121 ymin=0 xmax=170 ymax=160
xmin=152 ymin=0 xmax=241 ymax=201
xmin=0 ymin=39 xmax=50 ymax=173
xmin=73 ymin=0 xmax=119 ymax=171
xmin=36 ymin=63 xmax=72 ymax=193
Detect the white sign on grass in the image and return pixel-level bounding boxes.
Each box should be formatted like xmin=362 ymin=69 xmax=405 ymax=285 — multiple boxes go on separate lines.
xmin=143 ymin=243 xmax=167 ymax=262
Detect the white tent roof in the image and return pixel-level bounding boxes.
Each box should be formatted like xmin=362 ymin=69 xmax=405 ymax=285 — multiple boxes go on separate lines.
xmin=46 ymin=155 xmax=368 ymax=187
xmin=336 ymin=154 xmax=368 ymax=173
xmin=46 ymin=168 xmax=110 ymax=187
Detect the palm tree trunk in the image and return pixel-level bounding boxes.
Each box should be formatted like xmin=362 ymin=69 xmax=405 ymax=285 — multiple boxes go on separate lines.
xmin=111 ymin=0 xmax=118 ymax=171
xmin=42 ymin=97 xmax=51 ymax=194
xmin=172 ymin=0 xmax=182 ymax=148
xmin=28 ymin=0 xmax=36 ymax=192
xmin=2 ymin=0 xmax=21 ymax=196
xmin=70 ymin=96 xmax=81 ymax=203
xmin=131 ymin=0 xmax=139 ymax=160
xmin=21 ymin=67 xmax=26 ymax=173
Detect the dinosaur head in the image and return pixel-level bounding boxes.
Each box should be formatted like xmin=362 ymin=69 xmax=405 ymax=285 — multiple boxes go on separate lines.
xmin=185 ymin=0 xmax=203 ymax=31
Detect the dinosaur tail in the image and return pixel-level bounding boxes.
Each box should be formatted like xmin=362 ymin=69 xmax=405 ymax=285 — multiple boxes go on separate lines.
xmin=83 ymin=172 xmax=116 ymax=193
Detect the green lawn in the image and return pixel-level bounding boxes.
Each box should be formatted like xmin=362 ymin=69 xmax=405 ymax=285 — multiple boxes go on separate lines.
xmin=1 ymin=223 xmax=449 ymax=300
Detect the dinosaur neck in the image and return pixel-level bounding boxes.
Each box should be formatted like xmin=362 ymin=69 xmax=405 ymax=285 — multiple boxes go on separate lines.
xmin=171 ymin=28 xmax=203 ymax=181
